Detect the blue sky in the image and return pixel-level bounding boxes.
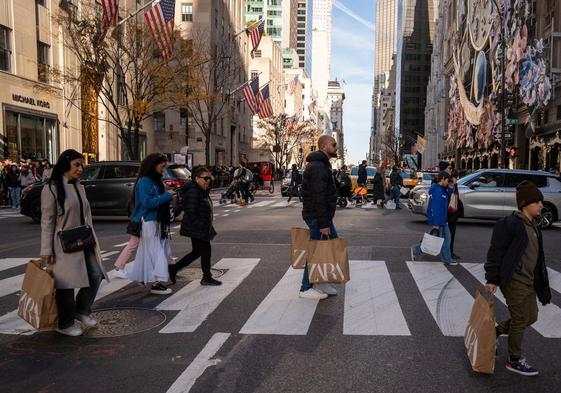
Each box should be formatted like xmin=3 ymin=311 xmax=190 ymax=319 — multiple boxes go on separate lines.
xmin=331 ymin=0 xmax=376 ymax=165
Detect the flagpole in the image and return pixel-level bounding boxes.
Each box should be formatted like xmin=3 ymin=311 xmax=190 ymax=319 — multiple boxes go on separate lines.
xmin=233 ymin=19 xmax=262 ymax=39
xmin=118 ymin=0 xmax=160 ymax=26
xmin=229 ymin=72 xmax=263 ymax=97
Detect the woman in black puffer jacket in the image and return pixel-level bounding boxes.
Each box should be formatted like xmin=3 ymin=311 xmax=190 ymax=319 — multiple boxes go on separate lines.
xmin=169 ymin=166 xmax=221 ymax=286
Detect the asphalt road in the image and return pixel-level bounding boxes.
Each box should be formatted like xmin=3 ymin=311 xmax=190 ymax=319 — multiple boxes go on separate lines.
xmin=1 ymin=193 xmax=560 ymax=393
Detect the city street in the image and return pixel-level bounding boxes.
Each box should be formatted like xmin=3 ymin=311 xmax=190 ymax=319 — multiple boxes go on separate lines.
xmin=1 ymin=191 xmax=560 ymax=393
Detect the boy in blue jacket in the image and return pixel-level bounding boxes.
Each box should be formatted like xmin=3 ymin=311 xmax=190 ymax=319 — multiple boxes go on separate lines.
xmin=410 ymin=171 xmax=455 ymax=265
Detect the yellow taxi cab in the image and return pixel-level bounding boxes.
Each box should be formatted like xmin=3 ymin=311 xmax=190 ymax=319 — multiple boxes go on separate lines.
xmin=350 ymin=166 xmax=377 ymax=193
xmin=401 ymin=169 xmax=419 ymax=189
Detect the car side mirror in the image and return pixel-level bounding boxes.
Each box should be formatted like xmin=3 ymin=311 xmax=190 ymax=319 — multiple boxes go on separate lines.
xmin=469 ymin=182 xmax=480 ymax=190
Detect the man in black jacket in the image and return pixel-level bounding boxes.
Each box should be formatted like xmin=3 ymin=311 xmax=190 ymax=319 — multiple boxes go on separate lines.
xmin=357 ymin=160 xmax=367 ymax=186
xmin=485 ymin=180 xmax=551 ymax=376
xmin=299 ymin=135 xmax=338 ymax=300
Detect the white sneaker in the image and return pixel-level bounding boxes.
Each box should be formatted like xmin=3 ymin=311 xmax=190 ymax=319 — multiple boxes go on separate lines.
xmin=299 ymin=288 xmax=328 ymax=300
xmin=112 ymin=269 xmax=128 ymax=279
xmin=56 ymin=324 xmax=84 ymax=337
xmin=76 ymin=314 xmax=98 ymax=328
xmin=315 ymin=283 xmax=338 ymax=296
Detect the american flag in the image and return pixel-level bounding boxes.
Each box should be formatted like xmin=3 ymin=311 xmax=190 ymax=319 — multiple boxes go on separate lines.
xmin=286 ymin=114 xmax=299 ymax=130
xmin=145 ymin=0 xmax=176 ymax=60
xmin=257 ymin=84 xmax=273 ymax=119
xmin=288 ymin=75 xmax=299 ymax=95
xmin=100 ymin=0 xmax=119 ymax=42
xmin=242 ymin=77 xmax=260 ymax=114
xmin=308 ymin=99 xmax=316 ymax=114
xmin=247 ymin=19 xmax=265 ymax=58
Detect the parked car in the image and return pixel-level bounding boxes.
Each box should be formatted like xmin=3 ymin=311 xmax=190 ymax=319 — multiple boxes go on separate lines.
xmin=350 ymin=166 xmax=377 ymax=194
xmin=281 ymin=169 xmax=303 ymax=196
xmin=20 ymin=161 xmax=189 ymax=223
xmin=407 ymin=169 xmax=561 ymax=228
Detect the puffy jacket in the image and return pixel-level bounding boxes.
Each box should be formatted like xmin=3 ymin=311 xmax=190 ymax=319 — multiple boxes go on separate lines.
xmin=301 ymin=151 xmax=337 ymax=229
xmin=426 ymin=183 xmax=451 ymax=226
xmin=485 ymin=212 xmax=551 ymax=305
xmin=179 ymin=181 xmax=216 ymax=241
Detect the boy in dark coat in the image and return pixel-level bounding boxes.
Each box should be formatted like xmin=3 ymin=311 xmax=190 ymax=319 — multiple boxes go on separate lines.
xmin=485 ymin=180 xmax=551 ymax=376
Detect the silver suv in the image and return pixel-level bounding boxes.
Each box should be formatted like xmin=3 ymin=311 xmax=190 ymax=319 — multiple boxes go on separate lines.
xmin=408 ymin=169 xmax=561 ymax=228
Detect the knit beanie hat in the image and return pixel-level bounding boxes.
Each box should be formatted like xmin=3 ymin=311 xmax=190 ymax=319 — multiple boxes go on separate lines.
xmin=438 ymin=161 xmax=450 ymax=171
xmin=516 ymin=180 xmax=544 ymax=210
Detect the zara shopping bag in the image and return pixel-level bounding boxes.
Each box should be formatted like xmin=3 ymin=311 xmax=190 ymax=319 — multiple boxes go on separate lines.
xmin=307 ymin=238 xmax=350 ymax=284
xmin=17 ymin=260 xmax=58 ymax=331
xmin=464 ymin=290 xmax=496 ymax=374
xmin=420 ymin=231 xmax=445 ymax=256
xmin=290 ymin=227 xmax=309 ymax=269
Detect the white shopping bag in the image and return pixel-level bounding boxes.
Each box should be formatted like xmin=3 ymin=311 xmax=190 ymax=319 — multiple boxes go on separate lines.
xmin=420 ymin=232 xmax=444 ymax=256
xmin=400 ymin=187 xmax=409 ymax=196
xmin=385 ymin=201 xmax=396 ymax=210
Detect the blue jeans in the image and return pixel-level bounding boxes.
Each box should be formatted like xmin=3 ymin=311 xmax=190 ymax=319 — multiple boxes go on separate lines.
xmin=384 ymin=185 xmax=400 ymax=206
xmin=301 ymin=218 xmax=338 ymax=291
xmin=9 ymin=187 xmax=20 ymax=208
xmin=411 ymin=224 xmax=453 ymax=263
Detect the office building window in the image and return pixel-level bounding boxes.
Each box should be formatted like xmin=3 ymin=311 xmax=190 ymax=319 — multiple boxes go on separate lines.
xmin=181 ymin=3 xmax=193 ymax=22
xmin=153 ymin=112 xmax=165 ymax=131
xmin=37 ymin=42 xmax=50 ymax=83
xmin=0 ymin=26 xmax=11 ymax=72
xmin=254 ymin=50 xmax=262 ymax=58
xmin=250 ymin=70 xmax=259 ymax=80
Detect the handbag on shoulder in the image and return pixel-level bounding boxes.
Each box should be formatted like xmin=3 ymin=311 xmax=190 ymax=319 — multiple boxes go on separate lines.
xmin=58 ymin=182 xmax=96 ymax=253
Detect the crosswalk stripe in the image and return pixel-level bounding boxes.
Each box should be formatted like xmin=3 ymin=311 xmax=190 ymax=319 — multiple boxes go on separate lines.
xmin=271 ymin=201 xmax=296 ymax=207
xmin=0 ymin=269 xmax=133 ymax=335
xmin=547 ymin=267 xmax=561 ymax=295
xmin=0 ymin=274 xmax=23 ymax=298
xmin=407 ymin=261 xmax=473 ymax=337
xmin=0 ymin=258 xmax=31 ymax=272
xmin=462 ymin=263 xmax=561 ymax=338
xmin=101 ymin=251 xmax=120 ymax=259
xmin=166 ymin=332 xmax=230 ymax=393
xmin=344 ymin=261 xmax=410 ymax=336
xmin=247 ymin=200 xmax=276 ymax=208
xmin=158 ymin=258 xmax=260 ymax=334
xmin=239 ymin=267 xmax=319 ymax=335
xmin=113 ymin=242 xmax=129 ymax=247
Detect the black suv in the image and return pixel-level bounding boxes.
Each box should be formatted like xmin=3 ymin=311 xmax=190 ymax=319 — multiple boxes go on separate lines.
xmin=21 ymin=161 xmax=190 ymax=223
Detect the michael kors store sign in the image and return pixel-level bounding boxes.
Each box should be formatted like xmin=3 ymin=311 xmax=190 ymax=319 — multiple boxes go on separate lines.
xmin=11 ymin=93 xmax=51 ymax=109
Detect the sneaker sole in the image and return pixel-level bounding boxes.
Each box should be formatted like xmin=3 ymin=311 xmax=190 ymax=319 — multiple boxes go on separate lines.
xmin=505 ymin=365 xmax=539 ymax=376
xmin=56 ymin=329 xmax=83 ymax=337
xmin=150 ymin=290 xmax=172 ymax=295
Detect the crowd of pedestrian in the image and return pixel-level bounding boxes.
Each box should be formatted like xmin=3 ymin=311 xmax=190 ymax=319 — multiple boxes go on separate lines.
xmin=1 ymin=159 xmax=52 ymax=208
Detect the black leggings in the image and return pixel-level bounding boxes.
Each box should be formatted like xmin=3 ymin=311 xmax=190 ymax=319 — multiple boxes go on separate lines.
xmin=174 ymin=237 xmax=212 ymax=278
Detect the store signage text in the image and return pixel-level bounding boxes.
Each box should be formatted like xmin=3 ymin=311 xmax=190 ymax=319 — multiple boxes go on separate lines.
xmin=12 ymin=94 xmax=51 ymax=109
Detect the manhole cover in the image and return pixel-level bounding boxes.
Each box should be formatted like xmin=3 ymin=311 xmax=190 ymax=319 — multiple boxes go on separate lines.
xmin=84 ymin=308 xmax=166 ymax=338
xmin=177 ymin=267 xmax=225 ymax=281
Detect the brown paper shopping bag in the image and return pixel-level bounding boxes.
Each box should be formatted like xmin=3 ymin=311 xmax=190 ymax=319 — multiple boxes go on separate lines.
xmin=464 ymin=289 xmax=496 ymax=374
xmin=17 ymin=260 xmax=58 ymax=331
xmin=307 ymin=238 xmax=350 ymax=284
xmin=290 ymin=227 xmax=309 ymax=269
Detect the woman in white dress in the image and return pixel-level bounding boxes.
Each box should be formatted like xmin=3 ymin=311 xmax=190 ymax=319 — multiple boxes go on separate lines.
xmin=126 ymin=153 xmax=175 ymax=294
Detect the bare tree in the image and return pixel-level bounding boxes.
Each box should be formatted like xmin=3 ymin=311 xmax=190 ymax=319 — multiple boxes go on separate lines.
xmin=43 ymin=1 xmax=179 ymax=159
xmin=257 ymin=114 xmax=319 ymax=172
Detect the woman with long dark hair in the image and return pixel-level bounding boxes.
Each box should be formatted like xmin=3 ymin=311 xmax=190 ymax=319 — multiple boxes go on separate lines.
xmin=40 ymin=149 xmax=108 ymax=336
xmin=125 ymin=153 xmax=175 ymax=294
xmin=169 ymin=166 xmax=221 ymax=286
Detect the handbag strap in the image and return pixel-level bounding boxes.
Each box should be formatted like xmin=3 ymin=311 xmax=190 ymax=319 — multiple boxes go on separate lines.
xmin=72 ymin=182 xmax=86 ymax=226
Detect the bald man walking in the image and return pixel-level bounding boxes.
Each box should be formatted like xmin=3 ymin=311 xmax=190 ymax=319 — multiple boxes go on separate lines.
xmin=299 ymin=135 xmax=339 ymax=299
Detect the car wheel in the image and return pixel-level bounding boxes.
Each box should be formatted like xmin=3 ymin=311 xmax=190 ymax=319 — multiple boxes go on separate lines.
xmin=539 ymin=204 xmax=557 ymax=229
xmin=30 ymin=198 xmax=41 ymax=224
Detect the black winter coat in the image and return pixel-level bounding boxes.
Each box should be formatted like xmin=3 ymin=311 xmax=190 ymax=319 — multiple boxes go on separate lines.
xmin=179 ymin=181 xmax=216 ymax=241
xmin=357 ymin=165 xmax=367 ymax=185
xmin=371 ymin=172 xmax=385 ymax=200
xmin=301 ymin=151 xmax=337 ymax=229
xmin=485 ymin=213 xmax=551 ymax=305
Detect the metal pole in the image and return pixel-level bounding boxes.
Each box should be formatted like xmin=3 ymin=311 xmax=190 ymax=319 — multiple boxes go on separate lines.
xmin=118 ymin=0 xmax=159 ymax=26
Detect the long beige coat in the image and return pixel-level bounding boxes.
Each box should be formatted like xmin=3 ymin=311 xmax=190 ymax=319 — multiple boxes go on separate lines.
xmin=40 ymin=178 xmax=108 ymax=289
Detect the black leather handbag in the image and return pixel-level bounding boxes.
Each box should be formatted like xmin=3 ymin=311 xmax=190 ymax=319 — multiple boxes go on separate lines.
xmin=58 ymin=183 xmax=96 ymax=253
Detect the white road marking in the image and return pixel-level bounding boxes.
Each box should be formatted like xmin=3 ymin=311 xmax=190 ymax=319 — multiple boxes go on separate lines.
xmin=547 ymin=267 xmax=561 ymax=295
xmin=344 ymin=261 xmax=410 ymax=336
xmin=223 ymin=209 xmax=231 ymax=212
xmin=173 ymin=225 xmax=181 ymax=229
xmin=113 ymin=242 xmax=129 ymax=247
xmin=158 ymin=258 xmax=260 ymax=333
xmin=221 ymin=214 xmax=229 ymax=217
xmin=0 ymin=258 xmax=31 ymax=272
xmin=272 ymin=201 xmax=295 ymax=207
xmin=463 ymin=263 xmax=561 ymax=338
xmin=166 ymin=332 xmax=230 ymax=393
xmin=0 ymin=274 xmax=23 ymax=298
xmin=247 ymin=200 xmax=276 ymax=208
xmin=95 ymin=269 xmax=134 ymax=300
xmin=407 ymin=261 xmax=473 ymax=336
xmin=100 ymin=251 xmax=120 ymax=259
xmin=239 ymin=267 xmax=319 ymax=335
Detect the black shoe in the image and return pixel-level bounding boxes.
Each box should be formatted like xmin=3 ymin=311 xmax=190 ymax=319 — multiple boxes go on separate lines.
xmin=452 ymin=253 xmax=461 ymax=260
xmin=200 ymin=277 xmax=222 ymax=286
xmin=150 ymin=283 xmax=172 ymax=295
xmin=168 ymin=265 xmax=177 ymax=284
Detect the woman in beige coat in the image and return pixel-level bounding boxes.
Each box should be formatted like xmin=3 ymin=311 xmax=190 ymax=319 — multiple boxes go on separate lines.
xmin=40 ymin=150 xmax=108 ymax=336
